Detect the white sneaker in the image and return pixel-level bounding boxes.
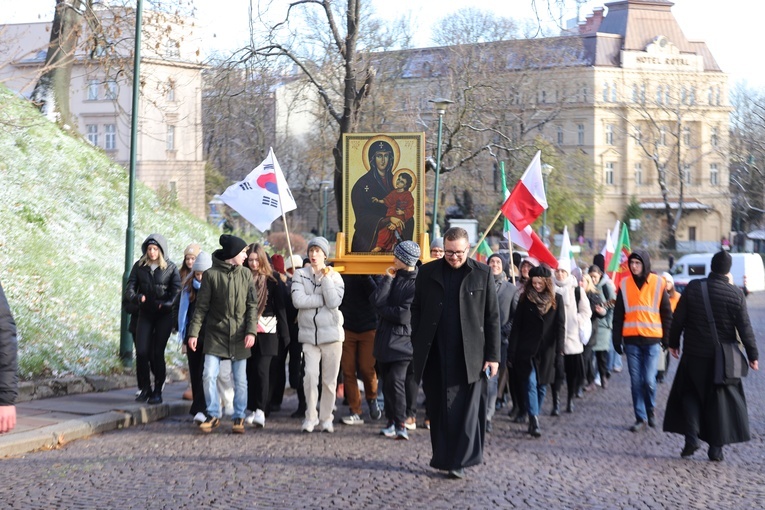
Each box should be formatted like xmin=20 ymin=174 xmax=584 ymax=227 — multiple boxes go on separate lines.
xmin=302 ymin=418 xmax=319 ymax=433
xmin=193 ymin=412 xmax=207 ymax=424
xmin=253 ymin=409 xmax=266 ymax=428
xmin=244 ymin=411 xmax=257 ymax=425
xmin=341 ymin=414 xmax=364 ymax=426
xmin=320 ymin=419 xmax=334 ymax=433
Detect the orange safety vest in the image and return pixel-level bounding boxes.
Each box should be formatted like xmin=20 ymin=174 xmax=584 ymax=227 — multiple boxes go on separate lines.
xmin=620 ymin=273 xmax=666 ymax=338
xmin=668 ymin=291 xmax=680 ymax=313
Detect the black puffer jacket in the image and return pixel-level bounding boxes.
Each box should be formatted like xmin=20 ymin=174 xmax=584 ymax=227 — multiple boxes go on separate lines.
xmin=669 ymin=272 xmax=758 ymax=361
xmin=125 ymin=234 xmax=181 ymax=315
xmin=0 ymin=282 xmax=18 ymax=406
xmin=372 ymin=268 xmax=417 ymax=363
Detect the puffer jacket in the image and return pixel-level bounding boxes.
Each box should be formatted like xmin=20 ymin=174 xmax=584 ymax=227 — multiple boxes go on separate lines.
xmin=187 ymin=251 xmax=258 ymax=360
xmin=124 ymin=234 xmax=181 ymax=315
xmin=590 ymin=277 xmax=615 ymax=352
xmin=372 ymin=268 xmax=417 ymax=363
xmin=669 ymin=272 xmax=758 ymax=361
xmin=0 ymin=282 xmax=18 ymax=406
xmin=291 ymin=266 xmax=345 ymax=345
xmin=554 ymin=275 xmax=591 ymax=355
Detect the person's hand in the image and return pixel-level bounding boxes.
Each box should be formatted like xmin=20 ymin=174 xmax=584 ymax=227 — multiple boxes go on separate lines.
xmin=385 ymin=267 xmax=396 ymax=278
xmin=614 ymin=343 xmax=623 ymax=355
xmin=0 ymin=405 xmax=17 ymax=434
xmin=750 ymin=360 xmax=759 ymax=371
xmin=395 ymin=208 xmax=404 ymax=216
xmin=669 ymin=347 xmax=680 ymax=359
xmin=594 ymin=304 xmax=605 ymax=314
xmin=188 ymin=337 xmax=197 ymax=352
xmin=244 ymin=334 xmax=256 ymax=349
xmin=139 ymin=295 xmax=146 ymax=303
xmin=483 ymin=361 xmax=499 ymax=378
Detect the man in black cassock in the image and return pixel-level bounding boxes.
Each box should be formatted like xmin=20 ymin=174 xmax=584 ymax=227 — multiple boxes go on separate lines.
xmin=412 ymin=227 xmax=500 ymax=479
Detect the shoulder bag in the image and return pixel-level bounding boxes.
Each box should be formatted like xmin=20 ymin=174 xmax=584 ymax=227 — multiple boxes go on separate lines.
xmin=701 ymin=280 xmax=749 ymax=385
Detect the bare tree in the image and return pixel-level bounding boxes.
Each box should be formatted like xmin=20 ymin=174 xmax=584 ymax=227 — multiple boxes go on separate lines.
xmin=729 ymin=84 xmax=765 ymax=233
xmin=622 ymin=79 xmax=725 ymax=249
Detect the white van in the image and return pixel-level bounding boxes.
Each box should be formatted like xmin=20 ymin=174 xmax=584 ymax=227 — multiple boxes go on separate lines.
xmin=670 ymin=253 xmax=765 ymax=295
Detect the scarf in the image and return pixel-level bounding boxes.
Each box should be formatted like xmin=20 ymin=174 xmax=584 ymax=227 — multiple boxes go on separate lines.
xmin=493 ymin=272 xmax=507 ymax=293
xmin=253 ymin=273 xmax=268 ymax=317
xmin=553 ymin=274 xmax=576 ymax=307
xmin=526 ymin=286 xmax=553 ymax=315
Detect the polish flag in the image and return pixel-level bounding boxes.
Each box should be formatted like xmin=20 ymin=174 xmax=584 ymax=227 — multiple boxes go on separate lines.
xmin=500 ymin=151 xmax=546 ymax=231
xmin=601 ymin=220 xmax=620 ymax=269
xmin=508 ymin=224 xmax=559 ymax=269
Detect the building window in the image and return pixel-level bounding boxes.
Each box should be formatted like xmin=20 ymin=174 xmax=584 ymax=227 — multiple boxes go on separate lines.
xmin=603 ymin=82 xmax=610 ymax=102
xmin=634 ymin=126 xmax=642 ymax=145
xmin=605 ymin=162 xmax=614 ymax=185
xmin=632 ymin=83 xmax=640 ymax=103
xmin=104 ymin=124 xmax=116 ymax=150
xmin=689 ymin=86 xmax=696 ymax=105
xmin=656 ymin=85 xmax=663 ymax=105
xmin=86 ymin=124 xmax=98 ymax=145
xmin=166 ymin=125 xmax=175 ymax=151
xmin=577 ymin=124 xmax=584 ymax=146
xmin=611 ymin=82 xmax=617 ymax=102
xmin=688 ymin=226 xmax=696 ymax=242
xmin=539 ymin=90 xmax=546 ymax=103
xmin=716 ymin=87 xmax=722 ymax=106
xmin=634 ymin=163 xmax=642 ymax=186
xmin=87 ymin=80 xmax=99 ymax=101
xmin=165 ymin=39 xmax=180 ymax=59
xmin=605 ymin=124 xmax=614 ymax=145
xmin=683 ymin=164 xmax=692 ymax=185
xmin=640 ymin=84 xmax=646 ymax=104
xmin=581 ymin=84 xmax=588 ymax=103
xmin=664 ymin=85 xmax=671 ymax=104
xmin=105 ymin=80 xmax=117 ymax=100
xmin=683 ymin=127 xmax=691 ymax=147
xmin=711 ymin=127 xmax=719 ymax=148
xmin=710 ymin=163 xmax=719 ymax=185
xmin=708 ymin=87 xmax=715 ymax=105
xmin=659 ymin=126 xmax=666 ymax=146
xmin=167 ymin=80 xmax=175 ymax=102
xmin=557 ymin=126 xmax=563 ymax=145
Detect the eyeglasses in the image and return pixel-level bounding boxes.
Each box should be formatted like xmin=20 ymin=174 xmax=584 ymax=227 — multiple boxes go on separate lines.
xmin=444 ymin=249 xmax=467 ymax=258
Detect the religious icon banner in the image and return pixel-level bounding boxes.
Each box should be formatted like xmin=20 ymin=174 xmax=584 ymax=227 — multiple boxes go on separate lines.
xmin=342 ymin=133 xmax=425 ymax=256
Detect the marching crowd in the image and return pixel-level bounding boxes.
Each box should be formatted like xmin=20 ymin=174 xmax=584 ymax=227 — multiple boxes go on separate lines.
xmin=122 ymin=229 xmax=759 ymax=478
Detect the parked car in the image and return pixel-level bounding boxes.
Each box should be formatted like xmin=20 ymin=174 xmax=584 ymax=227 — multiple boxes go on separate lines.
xmin=670 ymin=252 xmax=765 ymax=295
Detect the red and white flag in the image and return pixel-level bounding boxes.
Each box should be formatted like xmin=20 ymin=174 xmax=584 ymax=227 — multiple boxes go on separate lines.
xmin=601 ymin=220 xmax=620 ymax=269
xmin=500 ymin=152 xmax=557 ymax=268
xmin=500 ymin=151 xmax=546 ymax=231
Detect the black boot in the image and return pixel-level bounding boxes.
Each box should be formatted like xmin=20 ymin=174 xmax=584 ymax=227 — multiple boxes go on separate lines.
xmin=550 ymin=389 xmax=560 ymax=417
xmin=566 ymin=397 xmax=574 ymax=413
xmin=148 ymin=388 xmax=163 ymax=405
xmin=135 ymin=389 xmax=151 ymax=402
xmin=528 ymin=416 xmax=541 ymax=437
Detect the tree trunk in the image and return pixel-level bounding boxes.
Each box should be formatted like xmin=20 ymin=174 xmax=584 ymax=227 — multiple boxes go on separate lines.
xmin=31 ymin=0 xmax=87 ymax=126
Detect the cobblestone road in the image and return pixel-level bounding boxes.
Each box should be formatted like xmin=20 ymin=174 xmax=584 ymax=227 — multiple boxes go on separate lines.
xmin=3 ymin=295 xmax=765 ymax=509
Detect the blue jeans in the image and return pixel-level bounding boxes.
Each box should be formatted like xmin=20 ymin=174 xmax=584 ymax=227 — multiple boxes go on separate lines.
xmin=203 ymin=355 xmax=248 ymax=420
xmin=608 ymin=343 xmax=623 ymax=371
xmin=526 ymin=365 xmax=547 ymax=418
xmin=624 ymin=343 xmax=661 ymax=421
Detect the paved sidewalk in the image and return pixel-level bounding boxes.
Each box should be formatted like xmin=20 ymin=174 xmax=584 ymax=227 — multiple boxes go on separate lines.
xmin=0 ymin=382 xmax=190 ymax=457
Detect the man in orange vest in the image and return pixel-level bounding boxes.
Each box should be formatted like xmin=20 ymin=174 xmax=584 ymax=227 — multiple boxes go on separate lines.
xmin=613 ymin=250 xmax=672 ymax=432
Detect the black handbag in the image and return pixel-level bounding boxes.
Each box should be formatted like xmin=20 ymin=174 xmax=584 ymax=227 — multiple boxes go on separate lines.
xmin=701 ymin=281 xmax=749 ymax=385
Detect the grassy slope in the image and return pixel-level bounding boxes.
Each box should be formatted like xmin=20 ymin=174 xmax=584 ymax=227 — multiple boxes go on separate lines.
xmin=0 ymin=85 xmax=221 ymax=379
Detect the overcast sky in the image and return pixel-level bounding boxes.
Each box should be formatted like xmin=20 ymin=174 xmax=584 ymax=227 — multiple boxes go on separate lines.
xmin=4 ymin=0 xmax=763 ymax=88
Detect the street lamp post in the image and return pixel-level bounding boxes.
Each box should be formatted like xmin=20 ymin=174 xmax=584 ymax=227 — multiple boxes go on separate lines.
xmin=320 ymin=180 xmax=332 ymax=238
xmin=429 ymin=98 xmax=453 ymax=242
xmin=119 ymin=0 xmax=144 ymax=367
xmin=541 ymin=163 xmax=554 ymax=247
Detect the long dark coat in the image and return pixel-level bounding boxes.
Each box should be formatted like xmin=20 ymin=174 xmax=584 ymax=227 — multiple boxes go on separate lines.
xmin=0 ymin=281 xmax=18 ymax=407
xmin=412 ymin=258 xmax=501 ymax=385
xmin=663 ymin=273 xmax=758 ymax=446
xmin=507 ymin=293 xmax=565 ymax=385
xmin=372 ymin=268 xmax=417 ymax=363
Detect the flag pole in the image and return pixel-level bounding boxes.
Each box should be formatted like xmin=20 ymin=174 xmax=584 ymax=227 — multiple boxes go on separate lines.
xmin=509 ymin=240 xmax=516 ymax=285
xmin=469 ymin=209 xmax=503 ymax=258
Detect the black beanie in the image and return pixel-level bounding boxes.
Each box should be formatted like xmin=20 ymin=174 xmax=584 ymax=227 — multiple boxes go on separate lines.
xmin=219 ymin=234 xmax=247 ymax=261
xmin=593 ymin=254 xmax=605 ymax=273
xmin=529 ymin=266 xmax=552 ymax=279
xmin=711 ymin=250 xmax=732 ymax=275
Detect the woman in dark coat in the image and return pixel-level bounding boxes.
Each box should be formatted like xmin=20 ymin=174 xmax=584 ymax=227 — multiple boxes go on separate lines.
xmin=125 ymin=233 xmax=181 ymax=404
xmin=244 ymin=244 xmax=289 ymax=427
xmin=663 ymin=251 xmax=759 ymax=461
xmin=371 ymin=241 xmax=419 ymax=439
xmin=508 ymin=266 xmax=565 ymax=437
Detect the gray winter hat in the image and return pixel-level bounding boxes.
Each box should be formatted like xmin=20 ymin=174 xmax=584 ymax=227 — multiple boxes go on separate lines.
xmin=307 ymin=236 xmax=330 ymax=258
xmin=191 ymin=251 xmax=212 ymax=272
xmin=394 ymin=241 xmax=421 ymax=267
xmin=430 ymin=237 xmax=444 ymax=250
